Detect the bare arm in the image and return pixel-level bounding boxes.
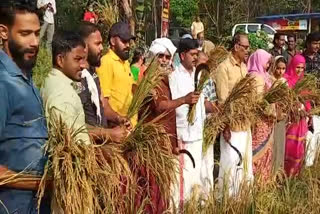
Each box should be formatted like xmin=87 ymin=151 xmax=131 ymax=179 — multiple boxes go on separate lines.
xmin=102 ymin=97 xmax=123 ymax=124
xmin=156 ymin=92 xmax=200 ymax=113
xmin=87 ymin=124 xmax=128 ymax=143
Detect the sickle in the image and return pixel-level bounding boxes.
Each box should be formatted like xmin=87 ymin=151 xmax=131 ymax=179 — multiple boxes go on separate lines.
xmin=228 ymin=143 xmax=243 ymax=166
xmin=194 ymin=64 xmax=210 ymax=89
xmin=179 ymin=149 xmax=195 ymax=168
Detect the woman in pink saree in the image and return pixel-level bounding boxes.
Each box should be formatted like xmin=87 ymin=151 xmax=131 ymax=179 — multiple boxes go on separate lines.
xmin=284 ymin=54 xmax=309 ymax=177
xmin=247 ymin=49 xmax=274 ymax=179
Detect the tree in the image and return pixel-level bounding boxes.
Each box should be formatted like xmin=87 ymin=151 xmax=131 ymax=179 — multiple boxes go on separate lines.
xmin=170 ymin=0 xmax=199 ymax=28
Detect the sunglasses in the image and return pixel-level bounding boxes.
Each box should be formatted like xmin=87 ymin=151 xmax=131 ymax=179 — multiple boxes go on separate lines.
xmin=158 ymin=54 xmax=171 ymax=60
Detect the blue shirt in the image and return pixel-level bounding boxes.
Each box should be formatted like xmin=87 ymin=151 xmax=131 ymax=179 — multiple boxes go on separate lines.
xmin=0 ymin=50 xmax=48 ymax=175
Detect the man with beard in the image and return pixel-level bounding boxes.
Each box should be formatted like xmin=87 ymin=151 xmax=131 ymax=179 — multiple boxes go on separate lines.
xmin=0 ymin=1 xmax=50 ymax=213
xmin=169 ymin=38 xmax=214 ymax=208
xmin=42 ymin=31 xmax=127 ymax=146
xmin=215 ymin=32 xmax=252 ymax=198
xmin=76 ymin=21 xmax=128 ymax=142
xmin=97 ymin=22 xmax=136 ymax=126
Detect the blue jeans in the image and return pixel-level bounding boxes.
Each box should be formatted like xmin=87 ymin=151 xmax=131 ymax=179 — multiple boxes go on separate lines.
xmin=0 ymin=189 xmax=50 ymax=214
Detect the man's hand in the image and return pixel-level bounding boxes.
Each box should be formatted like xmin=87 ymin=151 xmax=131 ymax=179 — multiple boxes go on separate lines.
xmin=223 ymin=126 xmax=231 ymax=143
xmin=183 ymin=92 xmax=200 ymax=105
xmin=117 ymin=116 xmax=133 ymax=131
xmin=109 ymin=126 xmax=129 ymax=143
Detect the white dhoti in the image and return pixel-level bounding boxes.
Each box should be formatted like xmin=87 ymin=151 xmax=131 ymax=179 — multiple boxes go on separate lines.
xmin=306 ymin=116 xmax=320 ymax=167
xmin=173 ymin=139 xmax=203 ymax=208
xmin=200 ymin=144 xmax=214 ymax=195
xmin=218 ymin=129 xmax=253 ymax=198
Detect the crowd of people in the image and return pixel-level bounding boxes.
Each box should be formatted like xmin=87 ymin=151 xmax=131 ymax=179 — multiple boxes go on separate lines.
xmin=1 ymin=1 xmax=320 ymax=213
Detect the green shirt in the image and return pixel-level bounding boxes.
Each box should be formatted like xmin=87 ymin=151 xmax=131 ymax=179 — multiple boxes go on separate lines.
xmin=41 ymin=68 xmax=91 ymax=145
xmin=130 ymin=65 xmax=140 ymax=82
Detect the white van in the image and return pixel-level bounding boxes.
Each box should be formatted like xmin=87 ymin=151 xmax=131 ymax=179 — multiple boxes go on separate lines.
xmin=232 ymin=23 xmax=277 ymax=40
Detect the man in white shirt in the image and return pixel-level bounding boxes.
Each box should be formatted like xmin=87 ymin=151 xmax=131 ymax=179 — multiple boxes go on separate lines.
xmin=37 ymin=0 xmax=56 ymax=51
xmin=170 ymin=38 xmax=214 ymax=208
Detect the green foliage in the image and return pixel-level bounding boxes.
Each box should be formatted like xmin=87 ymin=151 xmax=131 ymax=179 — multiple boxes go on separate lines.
xmin=55 ymin=0 xmax=87 ymax=31
xmin=33 ymin=47 xmax=52 ymax=88
xmin=248 ymin=31 xmax=270 ymax=52
xmin=170 ymin=0 xmax=199 ymax=27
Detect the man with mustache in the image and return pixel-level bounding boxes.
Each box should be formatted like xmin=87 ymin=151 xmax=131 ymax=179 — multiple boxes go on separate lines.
xmin=76 ymin=21 xmax=128 ymax=142
xmin=169 ymin=38 xmax=214 ymax=207
xmin=97 ymin=22 xmax=136 ymax=127
xmin=0 ymin=1 xmax=51 ymax=213
xmin=215 ymin=32 xmax=252 ymax=198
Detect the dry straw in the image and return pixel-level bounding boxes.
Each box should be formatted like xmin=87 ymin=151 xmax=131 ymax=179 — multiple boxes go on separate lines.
xmin=203 ymin=76 xmax=258 ymax=154
xmin=187 ymin=64 xmax=210 ymax=124
xmin=37 ymin=109 xmax=132 ymax=213
xmin=125 ymin=57 xmax=178 ymax=209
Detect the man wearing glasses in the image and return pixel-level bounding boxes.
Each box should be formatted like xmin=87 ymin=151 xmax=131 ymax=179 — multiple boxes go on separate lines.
xmin=303 ymin=32 xmax=320 ymax=73
xmin=215 ymin=32 xmax=253 ymax=198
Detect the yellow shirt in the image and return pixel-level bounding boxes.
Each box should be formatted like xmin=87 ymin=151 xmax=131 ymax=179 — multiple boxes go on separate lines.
xmin=215 ymin=55 xmax=248 ymax=104
xmin=97 ymin=49 xmax=136 ymax=125
xmin=215 ymin=55 xmax=249 ymax=131
xmin=41 ymin=68 xmax=91 ymax=145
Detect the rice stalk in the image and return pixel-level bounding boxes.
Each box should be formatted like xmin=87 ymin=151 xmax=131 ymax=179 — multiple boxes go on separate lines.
xmin=127 ymin=57 xmax=162 ymax=119
xmin=96 ymin=0 xmax=119 ymax=32
xmin=203 ymin=110 xmax=226 ymax=153
xmin=287 ymin=74 xmax=320 ymax=123
xmin=255 ymin=80 xmax=293 ymax=122
xmin=203 ymin=76 xmax=258 ymax=154
xmin=293 ymin=74 xmax=320 ymax=104
xmin=207 ymin=46 xmax=229 ymax=79
xmin=122 ymin=116 xmax=178 ymax=208
xmin=37 ymin=108 xmax=132 ymax=213
xmin=187 ymin=65 xmax=210 ymax=124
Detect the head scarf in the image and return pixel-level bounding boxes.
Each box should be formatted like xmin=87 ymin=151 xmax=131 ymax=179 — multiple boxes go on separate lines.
xmin=247 ymin=49 xmax=272 ymax=88
xmin=284 ymin=54 xmax=306 ymax=88
xmin=149 ymin=38 xmax=177 ymax=57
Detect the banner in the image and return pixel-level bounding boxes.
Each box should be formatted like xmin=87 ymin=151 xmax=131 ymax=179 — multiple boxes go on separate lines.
xmin=161 ymin=0 xmax=170 ymax=37
xmin=267 ymin=19 xmax=308 ymax=31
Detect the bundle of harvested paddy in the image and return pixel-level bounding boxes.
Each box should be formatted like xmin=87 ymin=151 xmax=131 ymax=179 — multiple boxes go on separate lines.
xmin=37 ymin=110 xmax=131 ymax=213
xmin=255 ymin=81 xmax=293 ymax=122
xmin=223 ymin=75 xmax=259 ymax=131
xmin=188 ymin=64 xmax=210 ymax=124
xmin=203 ymin=76 xmax=258 ymax=154
xmin=293 ymin=74 xmax=320 ymax=105
xmin=127 ymin=57 xmax=161 ymax=119
xmin=287 ymin=74 xmax=320 ymax=122
xmin=207 ymin=46 xmax=229 ymax=78
xmin=122 ymin=117 xmax=178 ymax=207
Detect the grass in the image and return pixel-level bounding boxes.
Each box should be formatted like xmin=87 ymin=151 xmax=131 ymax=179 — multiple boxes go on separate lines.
xmin=33 ymin=47 xmax=52 ymax=88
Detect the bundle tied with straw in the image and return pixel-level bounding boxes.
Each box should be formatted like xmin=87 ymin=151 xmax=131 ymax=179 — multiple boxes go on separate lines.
xmin=187 ymin=64 xmax=210 ymax=124
xmin=37 ymin=109 xmax=132 ymax=213
xmin=203 ymin=76 xmax=259 ymax=154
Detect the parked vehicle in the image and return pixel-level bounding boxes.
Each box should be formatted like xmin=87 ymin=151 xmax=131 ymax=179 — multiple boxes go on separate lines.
xmin=232 ymin=23 xmax=277 ymax=48
xmin=232 ymin=23 xmax=276 ymax=37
